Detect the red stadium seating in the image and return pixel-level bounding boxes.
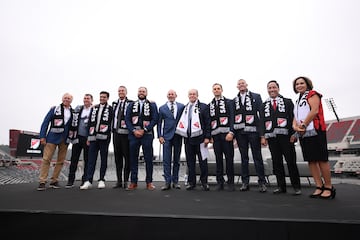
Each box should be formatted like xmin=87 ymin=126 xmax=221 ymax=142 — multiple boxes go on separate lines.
xmin=348 ymin=119 xmax=360 ymax=142
xmin=326 ymin=120 xmax=353 ymax=143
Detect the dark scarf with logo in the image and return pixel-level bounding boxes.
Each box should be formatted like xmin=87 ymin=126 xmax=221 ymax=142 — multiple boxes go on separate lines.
xmin=263 ymin=95 xmax=290 ymax=138
xmin=112 ymin=98 xmax=132 ymax=134
xmin=233 ymin=92 xmax=258 ymax=131
xmin=130 ymin=99 xmax=153 ymax=129
xmin=50 ymin=104 xmax=71 ymax=133
xmin=88 ymin=103 xmax=112 ymax=141
xmin=67 ymin=105 xmax=85 ymax=144
xmin=209 ymin=97 xmax=230 ymax=135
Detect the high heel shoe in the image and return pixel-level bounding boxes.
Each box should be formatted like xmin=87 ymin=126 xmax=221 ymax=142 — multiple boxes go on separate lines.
xmin=320 ymin=186 xmax=336 ymax=199
xmin=309 ymin=185 xmax=323 ymax=198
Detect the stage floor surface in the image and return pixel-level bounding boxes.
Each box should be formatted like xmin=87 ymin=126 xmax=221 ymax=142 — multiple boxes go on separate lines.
xmin=1 ymin=181 xmax=359 ymax=225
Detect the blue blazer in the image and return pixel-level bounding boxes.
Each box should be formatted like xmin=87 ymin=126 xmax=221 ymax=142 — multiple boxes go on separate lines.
xmin=40 ymin=106 xmax=73 ymax=145
xmin=157 ymin=102 xmax=185 ymax=140
xmin=125 ymin=100 xmax=159 ymax=138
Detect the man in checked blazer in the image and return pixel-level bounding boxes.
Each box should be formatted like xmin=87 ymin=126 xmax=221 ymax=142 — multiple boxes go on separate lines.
xmin=157 ymin=89 xmax=185 ymax=190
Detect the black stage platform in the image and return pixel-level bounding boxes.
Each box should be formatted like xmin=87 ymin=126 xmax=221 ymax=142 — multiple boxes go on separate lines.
xmin=1 ymin=182 xmax=359 ymax=240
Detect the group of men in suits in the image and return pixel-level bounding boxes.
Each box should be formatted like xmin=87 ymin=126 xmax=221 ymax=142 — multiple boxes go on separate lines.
xmin=157 ymin=80 xmax=268 ymax=192
xmin=38 ymin=78 xmax=300 ymax=195
xmin=156 ymin=79 xmax=300 ymax=194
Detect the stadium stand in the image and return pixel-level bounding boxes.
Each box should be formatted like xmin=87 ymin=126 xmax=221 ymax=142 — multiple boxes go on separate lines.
xmin=326 ymin=120 xmax=353 ymax=143
xmin=0 ymin=149 xmax=17 ymax=167
xmin=348 ymin=119 xmax=360 ymax=142
xmin=2 ymin=115 xmax=360 ymax=185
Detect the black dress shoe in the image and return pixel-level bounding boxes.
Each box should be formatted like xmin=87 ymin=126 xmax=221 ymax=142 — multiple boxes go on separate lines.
xmin=113 ymin=183 xmax=123 ymax=189
xmin=273 ymin=188 xmax=287 ymax=194
xmin=172 ymin=183 xmax=181 ymax=189
xmin=216 ymin=183 xmax=224 ymax=191
xmin=259 ymin=183 xmax=267 ymax=193
xmin=239 ymin=183 xmax=249 ymax=191
xmin=227 ymin=183 xmax=235 ymax=192
xmin=186 ymin=185 xmax=195 ymax=190
xmin=161 ymin=183 xmax=171 ymax=191
xmin=202 ymin=184 xmax=210 ymax=191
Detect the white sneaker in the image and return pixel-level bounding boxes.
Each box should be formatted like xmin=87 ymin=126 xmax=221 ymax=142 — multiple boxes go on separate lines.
xmin=98 ymin=180 xmax=105 ymax=189
xmin=80 ymin=181 xmax=92 ymax=190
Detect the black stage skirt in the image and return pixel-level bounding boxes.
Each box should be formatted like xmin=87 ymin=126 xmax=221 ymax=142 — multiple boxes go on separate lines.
xmin=299 ymin=130 xmax=328 ymax=162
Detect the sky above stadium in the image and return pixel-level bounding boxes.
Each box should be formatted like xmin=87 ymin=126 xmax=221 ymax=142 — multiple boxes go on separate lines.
xmin=1 ymin=0 xmax=360 ymax=145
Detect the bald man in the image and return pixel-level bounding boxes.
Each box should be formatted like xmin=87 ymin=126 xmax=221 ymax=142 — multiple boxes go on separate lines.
xmin=37 ymin=93 xmax=73 ymax=191
xmin=157 ymin=89 xmax=185 ymax=190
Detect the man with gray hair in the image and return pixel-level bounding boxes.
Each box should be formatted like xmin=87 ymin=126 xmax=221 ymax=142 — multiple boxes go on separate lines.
xmin=37 ymin=93 xmax=73 ymax=191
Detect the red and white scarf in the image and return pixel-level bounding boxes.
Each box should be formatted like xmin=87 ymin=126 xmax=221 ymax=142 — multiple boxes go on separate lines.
xmin=175 ymin=101 xmax=202 ymax=138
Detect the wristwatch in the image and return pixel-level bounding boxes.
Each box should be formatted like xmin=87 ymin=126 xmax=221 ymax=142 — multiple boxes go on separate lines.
xmin=300 ymin=123 xmax=307 ymax=129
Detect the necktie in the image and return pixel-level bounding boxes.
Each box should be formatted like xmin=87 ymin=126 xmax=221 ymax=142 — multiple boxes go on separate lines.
xmin=273 ymin=99 xmax=277 ymax=111
xmin=170 ymin=102 xmax=174 ymax=115
xmin=117 ymin=101 xmax=123 ymax=128
xmin=187 ymin=104 xmax=193 ymax=137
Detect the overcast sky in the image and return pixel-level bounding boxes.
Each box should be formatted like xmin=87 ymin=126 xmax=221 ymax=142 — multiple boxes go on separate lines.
xmin=1 ymin=0 xmax=359 ymax=145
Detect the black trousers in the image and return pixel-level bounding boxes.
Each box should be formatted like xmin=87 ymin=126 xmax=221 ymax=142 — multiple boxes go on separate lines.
xmin=268 ymin=135 xmax=301 ymax=190
xmin=68 ymin=136 xmax=89 ymax=184
xmin=113 ymin=132 xmax=130 ymax=184
xmin=185 ymin=141 xmax=208 ymax=187
xmin=212 ymin=133 xmax=234 ymax=184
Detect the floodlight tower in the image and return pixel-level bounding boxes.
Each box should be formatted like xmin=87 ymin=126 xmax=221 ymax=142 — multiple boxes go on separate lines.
xmin=325 ymin=98 xmax=340 ymax=122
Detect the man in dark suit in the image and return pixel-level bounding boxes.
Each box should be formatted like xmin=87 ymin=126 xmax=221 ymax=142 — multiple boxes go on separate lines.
xmin=157 ymin=89 xmax=185 ymax=190
xmin=80 ymin=91 xmax=113 ymax=190
xmin=233 ymin=79 xmax=267 ymax=193
xmin=176 ymin=89 xmax=211 ymax=191
xmin=125 ymin=87 xmax=159 ymax=191
xmin=209 ymin=83 xmax=235 ymax=191
xmin=260 ymin=80 xmax=301 ymax=195
xmin=65 ymin=93 xmax=93 ymax=188
xmin=112 ymin=85 xmax=133 ymax=189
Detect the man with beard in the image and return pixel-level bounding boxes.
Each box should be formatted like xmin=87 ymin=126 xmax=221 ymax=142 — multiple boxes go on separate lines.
xmin=125 ymin=87 xmax=159 ymax=190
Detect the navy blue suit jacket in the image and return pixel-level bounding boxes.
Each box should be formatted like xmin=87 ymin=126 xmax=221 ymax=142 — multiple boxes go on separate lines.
xmin=234 ymin=91 xmax=263 ymax=133
xmin=157 ymin=102 xmax=185 ymax=140
xmin=40 ymin=106 xmax=73 ymax=144
xmin=125 ymin=100 xmax=159 ymax=139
